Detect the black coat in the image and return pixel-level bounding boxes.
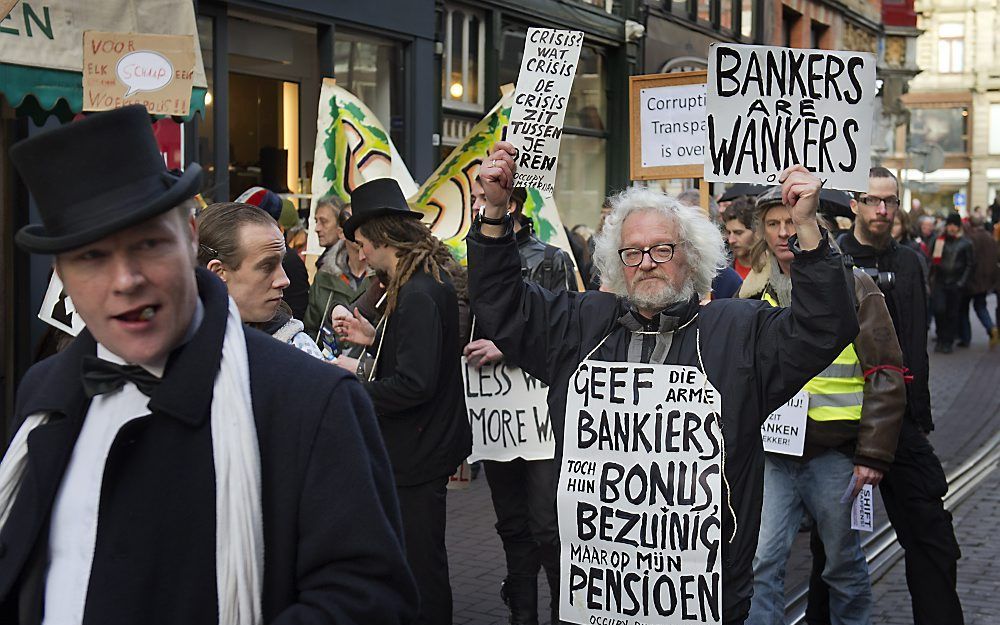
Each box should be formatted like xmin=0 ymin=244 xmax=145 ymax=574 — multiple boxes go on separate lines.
xmin=282 ymin=251 xmax=310 ymax=320
xmin=467 ymin=223 xmax=858 ymax=624
xmin=0 ymin=269 xmax=418 ymax=625
xmin=840 ymin=234 xmax=935 ymax=432
xmin=363 ymin=270 xmax=472 ymax=486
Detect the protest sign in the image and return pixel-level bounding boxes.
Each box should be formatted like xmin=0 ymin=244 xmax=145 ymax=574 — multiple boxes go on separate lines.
xmin=705 ymin=43 xmax=876 ymax=191
xmin=83 ymin=31 xmax=196 ymax=116
xmin=308 ymin=78 xmax=418 ymax=254
xmin=629 ymin=72 xmax=708 ymax=180
xmin=462 ymin=358 xmax=555 ymax=463
xmin=760 ymin=390 xmax=808 ymax=456
xmin=559 ymin=362 xmax=723 ymax=625
xmin=506 ymin=28 xmax=584 ymax=198
xmin=38 ymin=273 xmax=85 ymax=337
xmin=851 ymin=484 xmax=874 ymax=532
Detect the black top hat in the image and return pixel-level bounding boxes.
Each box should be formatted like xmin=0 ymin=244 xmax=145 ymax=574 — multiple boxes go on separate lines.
xmin=10 ymin=104 xmax=203 ymax=254
xmin=342 ymin=177 xmax=422 ymax=242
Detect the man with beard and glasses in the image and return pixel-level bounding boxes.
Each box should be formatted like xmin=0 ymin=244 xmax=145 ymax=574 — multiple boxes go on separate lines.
xmin=467 ymin=141 xmax=859 ymax=625
xmin=806 ymin=167 xmax=965 ymax=625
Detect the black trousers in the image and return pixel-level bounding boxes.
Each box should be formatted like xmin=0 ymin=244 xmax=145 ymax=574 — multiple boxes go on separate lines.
xmin=483 ymin=458 xmax=560 ymax=580
xmin=806 ymin=420 xmax=963 ymax=625
xmin=397 ymin=478 xmax=452 ymax=625
xmin=932 ymin=285 xmax=963 ymax=347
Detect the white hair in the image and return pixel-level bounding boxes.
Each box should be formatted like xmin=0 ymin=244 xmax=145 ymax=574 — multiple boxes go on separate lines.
xmin=593 ymin=187 xmax=728 ymax=300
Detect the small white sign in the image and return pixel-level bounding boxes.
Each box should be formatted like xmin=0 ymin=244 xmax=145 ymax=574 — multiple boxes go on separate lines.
xmin=507 ymin=28 xmax=584 ymax=198
xmin=761 ymin=390 xmax=809 ymax=456
xmin=39 ymin=273 xmax=85 ymax=337
xmin=639 ymin=83 xmax=708 ymax=169
xmin=462 ymin=358 xmax=555 ymax=462
xmin=851 ymin=484 xmax=874 ymax=532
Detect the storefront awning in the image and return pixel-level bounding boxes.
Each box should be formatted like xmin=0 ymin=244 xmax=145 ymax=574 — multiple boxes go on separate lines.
xmin=0 ymin=0 xmax=207 ymax=124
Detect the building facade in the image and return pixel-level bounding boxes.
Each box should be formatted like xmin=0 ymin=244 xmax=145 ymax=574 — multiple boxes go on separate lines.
xmin=889 ymin=0 xmax=1000 ymax=215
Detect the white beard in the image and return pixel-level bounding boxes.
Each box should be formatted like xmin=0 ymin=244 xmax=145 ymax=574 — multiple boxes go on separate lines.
xmin=627 ymin=277 xmax=695 ymax=310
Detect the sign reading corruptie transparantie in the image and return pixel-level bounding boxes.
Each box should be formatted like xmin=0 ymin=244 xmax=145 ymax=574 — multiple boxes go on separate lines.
xmin=705 ymin=43 xmax=876 ymax=192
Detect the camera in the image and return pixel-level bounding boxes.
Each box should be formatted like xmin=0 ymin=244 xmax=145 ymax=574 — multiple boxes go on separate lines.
xmin=843 ymin=255 xmax=895 ymax=291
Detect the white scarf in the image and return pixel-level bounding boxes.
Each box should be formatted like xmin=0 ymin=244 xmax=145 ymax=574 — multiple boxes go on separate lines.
xmin=0 ymin=298 xmax=263 ymax=625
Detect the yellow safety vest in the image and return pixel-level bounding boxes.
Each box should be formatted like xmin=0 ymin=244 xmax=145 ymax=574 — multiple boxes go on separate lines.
xmin=762 ymin=292 xmax=863 ymax=423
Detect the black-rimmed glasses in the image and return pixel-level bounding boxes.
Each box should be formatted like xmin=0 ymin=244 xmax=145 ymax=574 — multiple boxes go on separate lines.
xmin=618 ymin=243 xmax=677 ymax=267
xmin=859 ymin=195 xmax=900 ymax=209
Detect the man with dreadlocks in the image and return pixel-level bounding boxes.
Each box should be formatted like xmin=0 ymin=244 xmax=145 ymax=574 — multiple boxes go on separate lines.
xmin=333 ymin=177 xmax=472 ymax=625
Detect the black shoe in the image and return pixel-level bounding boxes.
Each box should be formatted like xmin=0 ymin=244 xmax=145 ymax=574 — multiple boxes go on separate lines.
xmin=957 ymin=341 xmax=970 ymax=348
xmin=942 ymin=344 xmax=954 ymax=353
xmin=500 ymin=576 xmax=539 ymax=625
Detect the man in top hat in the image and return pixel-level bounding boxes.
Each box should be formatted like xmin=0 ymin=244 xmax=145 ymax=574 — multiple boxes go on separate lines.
xmin=0 ymin=105 xmax=417 ymax=625
xmin=330 ymin=177 xmax=472 ymax=625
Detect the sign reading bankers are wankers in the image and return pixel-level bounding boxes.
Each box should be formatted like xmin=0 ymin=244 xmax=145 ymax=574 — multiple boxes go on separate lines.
xmin=704 ymin=43 xmax=876 ymax=191
xmin=558 ymin=362 xmax=723 ymax=625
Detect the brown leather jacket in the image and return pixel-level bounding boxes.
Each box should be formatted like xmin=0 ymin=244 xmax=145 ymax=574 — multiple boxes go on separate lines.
xmin=739 ymin=255 xmax=905 ymax=471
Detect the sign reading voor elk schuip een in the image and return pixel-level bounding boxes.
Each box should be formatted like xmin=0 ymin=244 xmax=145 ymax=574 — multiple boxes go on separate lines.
xmin=705 ymin=43 xmax=876 ymax=192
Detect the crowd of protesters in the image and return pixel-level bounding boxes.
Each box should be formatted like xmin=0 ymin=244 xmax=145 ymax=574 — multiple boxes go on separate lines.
xmin=1 ymin=104 xmax=988 ymax=625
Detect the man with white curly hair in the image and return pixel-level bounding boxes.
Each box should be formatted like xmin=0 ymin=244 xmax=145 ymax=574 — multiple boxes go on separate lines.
xmin=467 ymin=141 xmax=860 ymax=625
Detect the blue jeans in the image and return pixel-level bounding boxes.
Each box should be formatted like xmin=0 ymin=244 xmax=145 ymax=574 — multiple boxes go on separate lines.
xmin=748 ymin=451 xmax=872 ymax=625
xmin=959 ymin=292 xmax=995 ymax=344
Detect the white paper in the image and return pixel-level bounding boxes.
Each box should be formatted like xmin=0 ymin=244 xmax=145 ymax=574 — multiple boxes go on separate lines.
xmin=507 ymin=28 xmax=584 ymax=198
xmin=558 ymin=362 xmax=723 ymax=625
xmin=851 ymin=484 xmax=874 ymax=532
xmin=462 ymin=358 xmax=555 ymax=462
xmin=39 ymin=273 xmax=85 ymax=337
xmin=705 ymin=43 xmax=876 ymax=191
xmin=761 ymin=390 xmax=809 ymax=456
xmin=640 ymin=83 xmax=708 ymax=169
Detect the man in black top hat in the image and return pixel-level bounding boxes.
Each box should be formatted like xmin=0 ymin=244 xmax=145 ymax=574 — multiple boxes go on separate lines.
xmin=0 ymin=105 xmax=417 ymax=625
xmin=332 ymin=177 xmax=472 ymax=625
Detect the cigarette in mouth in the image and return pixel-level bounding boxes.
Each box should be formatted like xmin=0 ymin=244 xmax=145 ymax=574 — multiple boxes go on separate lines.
xmin=139 ymin=307 xmax=155 ymax=321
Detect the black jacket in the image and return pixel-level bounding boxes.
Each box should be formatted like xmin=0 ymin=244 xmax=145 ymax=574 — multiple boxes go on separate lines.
xmin=467 ymin=221 xmax=858 ymax=624
xmin=282 ymin=251 xmax=310 ymax=320
xmin=840 ymin=233 xmax=935 ymax=432
xmin=934 ymin=235 xmax=974 ymax=289
xmin=516 ymin=225 xmax=578 ymax=293
xmin=363 ymin=270 xmax=472 ymax=486
xmin=0 ymin=269 xmax=418 ymax=625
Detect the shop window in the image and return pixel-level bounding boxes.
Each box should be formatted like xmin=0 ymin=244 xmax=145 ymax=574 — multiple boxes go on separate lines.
xmin=782 ymin=8 xmax=801 ymax=48
xmin=578 ymin=0 xmax=613 ymax=12
xmin=671 ymin=0 xmax=690 ymax=19
xmin=990 ymin=104 xmax=1000 ymax=154
xmin=442 ymin=5 xmax=485 ymax=112
xmin=697 ymin=0 xmax=711 ymax=24
xmin=334 ymin=34 xmax=406 ymax=151
xmin=810 ymin=21 xmax=828 ymax=49
xmin=556 ymin=134 xmax=607 ymax=229
xmin=720 ymin=0 xmax=733 ymax=32
xmin=740 ymin=0 xmax=755 ymax=40
xmin=228 ymin=73 xmax=300 ymax=199
xmin=938 ymin=23 xmax=964 ymax=73
xmin=908 ymin=107 xmax=968 ymax=154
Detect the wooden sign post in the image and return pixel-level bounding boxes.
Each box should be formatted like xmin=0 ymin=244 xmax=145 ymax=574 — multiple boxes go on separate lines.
xmin=629 ymin=71 xmax=710 ymax=214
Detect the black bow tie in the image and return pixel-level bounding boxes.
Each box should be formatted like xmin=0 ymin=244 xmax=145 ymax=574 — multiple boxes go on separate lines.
xmin=81 ymin=356 xmax=162 ymax=398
